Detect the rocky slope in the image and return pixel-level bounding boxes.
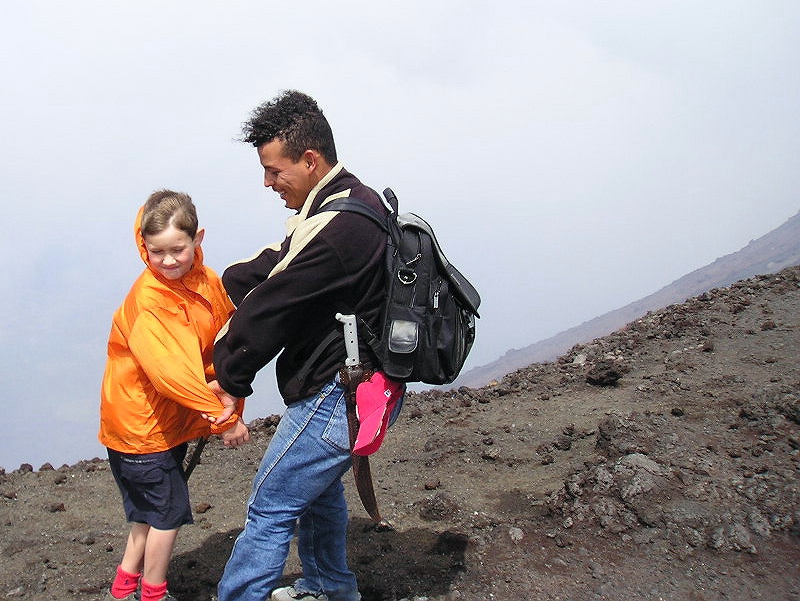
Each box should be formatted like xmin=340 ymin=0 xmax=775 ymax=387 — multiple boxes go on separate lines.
xmin=1 ymin=266 xmax=799 ymax=600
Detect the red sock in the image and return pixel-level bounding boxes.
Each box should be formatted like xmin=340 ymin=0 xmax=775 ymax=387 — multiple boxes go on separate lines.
xmin=110 ymin=565 xmax=140 ymax=598
xmin=141 ymin=579 xmax=168 ymax=601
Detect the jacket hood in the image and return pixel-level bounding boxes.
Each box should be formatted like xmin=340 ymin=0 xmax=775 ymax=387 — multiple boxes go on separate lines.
xmin=134 ymin=205 xmax=204 ymax=282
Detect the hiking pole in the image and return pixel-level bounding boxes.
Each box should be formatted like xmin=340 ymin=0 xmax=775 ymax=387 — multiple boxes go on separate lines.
xmin=183 ymin=436 xmax=208 ymax=481
xmin=335 ymin=313 xmax=385 ymax=526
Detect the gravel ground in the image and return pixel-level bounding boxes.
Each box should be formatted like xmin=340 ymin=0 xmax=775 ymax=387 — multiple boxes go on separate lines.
xmin=2 ymin=266 xmax=799 ymax=600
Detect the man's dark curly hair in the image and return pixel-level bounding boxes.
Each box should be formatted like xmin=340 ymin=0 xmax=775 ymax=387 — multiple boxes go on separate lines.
xmin=241 ymin=90 xmax=337 ymax=164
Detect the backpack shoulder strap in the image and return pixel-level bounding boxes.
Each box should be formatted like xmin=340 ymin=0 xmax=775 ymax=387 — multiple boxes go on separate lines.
xmin=316 ymin=197 xmax=388 ymax=363
xmin=321 ymin=198 xmax=389 ymax=232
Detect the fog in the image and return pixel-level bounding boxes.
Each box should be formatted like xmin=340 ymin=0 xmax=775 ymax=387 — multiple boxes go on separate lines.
xmin=1 ymin=1 xmax=798 ymax=469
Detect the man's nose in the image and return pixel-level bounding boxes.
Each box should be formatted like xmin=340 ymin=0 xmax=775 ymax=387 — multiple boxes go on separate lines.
xmin=264 ymin=172 xmax=275 ymax=188
xmin=163 ymin=254 xmax=177 ymax=266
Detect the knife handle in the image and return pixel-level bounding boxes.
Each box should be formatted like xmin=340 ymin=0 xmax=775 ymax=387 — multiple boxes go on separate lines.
xmin=335 ymin=313 xmax=360 ymax=366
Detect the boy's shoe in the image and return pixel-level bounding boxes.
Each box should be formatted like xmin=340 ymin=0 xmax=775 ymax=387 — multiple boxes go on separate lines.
xmin=104 ymin=591 xmax=139 ymax=601
xmin=270 ymin=586 xmax=328 ymax=601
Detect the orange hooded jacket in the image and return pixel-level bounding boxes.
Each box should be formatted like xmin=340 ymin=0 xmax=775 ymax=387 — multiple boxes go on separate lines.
xmin=98 ymin=207 xmax=240 ymax=454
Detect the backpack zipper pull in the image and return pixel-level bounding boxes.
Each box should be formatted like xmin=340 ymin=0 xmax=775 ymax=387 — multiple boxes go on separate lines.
xmin=406 ymin=253 xmax=422 ymax=267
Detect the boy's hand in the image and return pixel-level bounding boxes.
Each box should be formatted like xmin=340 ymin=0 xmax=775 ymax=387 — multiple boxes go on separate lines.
xmin=203 ymin=380 xmax=239 ymax=424
xmin=221 ymin=418 xmax=250 ymax=448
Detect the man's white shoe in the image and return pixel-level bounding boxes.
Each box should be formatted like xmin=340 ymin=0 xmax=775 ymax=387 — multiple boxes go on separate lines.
xmin=270 ymin=586 xmax=328 ymax=601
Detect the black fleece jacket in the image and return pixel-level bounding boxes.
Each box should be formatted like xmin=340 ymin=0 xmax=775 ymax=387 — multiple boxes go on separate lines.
xmin=213 ymin=165 xmax=386 ymax=403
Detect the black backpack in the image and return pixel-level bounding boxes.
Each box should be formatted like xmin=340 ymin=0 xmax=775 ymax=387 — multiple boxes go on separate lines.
xmin=323 ymin=188 xmax=481 ymax=385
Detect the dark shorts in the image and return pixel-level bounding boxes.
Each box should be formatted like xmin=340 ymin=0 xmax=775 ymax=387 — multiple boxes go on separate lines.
xmin=107 ymin=444 xmax=193 ymax=530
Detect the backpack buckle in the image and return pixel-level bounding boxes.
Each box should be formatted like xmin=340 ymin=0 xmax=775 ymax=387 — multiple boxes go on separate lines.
xmin=397 ymin=269 xmax=417 ymax=285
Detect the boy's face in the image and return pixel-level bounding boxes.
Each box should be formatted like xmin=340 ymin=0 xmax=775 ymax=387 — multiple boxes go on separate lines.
xmin=144 ymin=224 xmax=204 ymax=280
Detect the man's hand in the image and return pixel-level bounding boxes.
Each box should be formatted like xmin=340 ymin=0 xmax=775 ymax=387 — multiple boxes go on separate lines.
xmin=203 ymin=380 xmax=240 ymax=424
xmin=221 ymin=418 xmax=250 ymax=448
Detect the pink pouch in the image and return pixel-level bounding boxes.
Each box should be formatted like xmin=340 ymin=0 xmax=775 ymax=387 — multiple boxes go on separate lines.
xmin=353 ymin=371 xmax=404 ymax=456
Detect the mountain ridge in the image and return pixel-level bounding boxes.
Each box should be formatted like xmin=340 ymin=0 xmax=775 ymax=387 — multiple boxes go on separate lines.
xmin=457 ymin=209 xmax=800 ymax=389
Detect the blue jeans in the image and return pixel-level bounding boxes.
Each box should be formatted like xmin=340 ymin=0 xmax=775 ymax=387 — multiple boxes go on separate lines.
xmin=217 ymin=378 xmax=361 ymax=601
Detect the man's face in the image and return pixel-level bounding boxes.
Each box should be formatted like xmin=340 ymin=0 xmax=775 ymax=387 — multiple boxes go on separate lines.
xmin=257 ymin=139 xmax=314 ymax=211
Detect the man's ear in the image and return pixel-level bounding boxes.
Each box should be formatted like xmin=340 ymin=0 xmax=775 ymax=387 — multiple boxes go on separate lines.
xmin=194 ymin=228 xmax=205 ymax=246
xmin=303 ymin=149 xmax=318 ymax=170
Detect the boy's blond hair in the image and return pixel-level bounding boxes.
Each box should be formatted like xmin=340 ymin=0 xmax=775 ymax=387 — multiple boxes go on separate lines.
xmin=141 ymin=190 xmax=199 ymax=239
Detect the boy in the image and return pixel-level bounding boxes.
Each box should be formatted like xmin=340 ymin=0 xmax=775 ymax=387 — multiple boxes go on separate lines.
xmin=99 ymin=190 xmax=249 ymax=601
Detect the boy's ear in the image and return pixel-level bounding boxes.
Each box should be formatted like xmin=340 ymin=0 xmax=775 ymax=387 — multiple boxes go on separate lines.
xmin=194 ymin=228 xmax=205 ymax=246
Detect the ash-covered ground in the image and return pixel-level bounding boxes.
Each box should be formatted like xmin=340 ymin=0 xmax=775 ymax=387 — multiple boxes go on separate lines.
xmin=2 ymin=267 xmax=799 ymax=600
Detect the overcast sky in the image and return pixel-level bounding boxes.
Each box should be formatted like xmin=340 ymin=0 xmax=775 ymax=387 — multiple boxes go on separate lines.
xmin=1 ymin=1 xmax=798 ymax=470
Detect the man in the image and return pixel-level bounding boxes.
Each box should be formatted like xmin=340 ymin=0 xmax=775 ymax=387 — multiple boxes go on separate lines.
xmin=212 ymin=90 xmax=387 ymax=601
